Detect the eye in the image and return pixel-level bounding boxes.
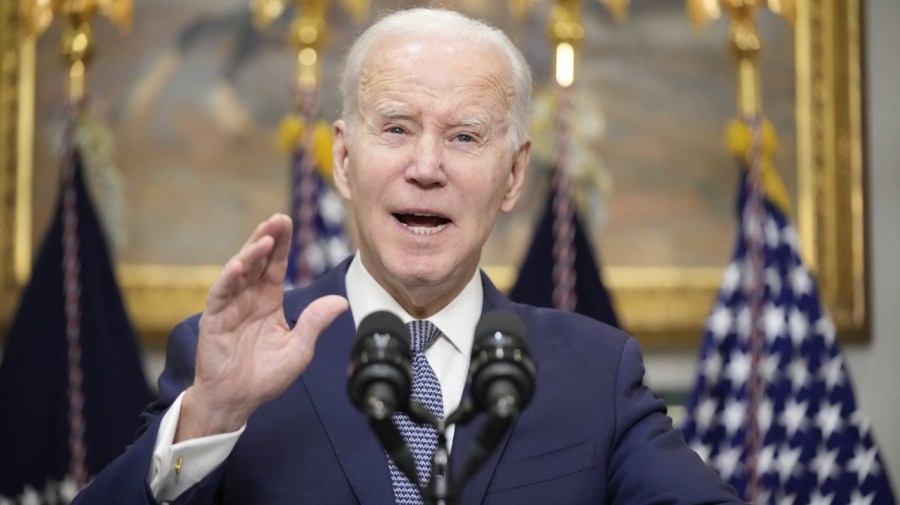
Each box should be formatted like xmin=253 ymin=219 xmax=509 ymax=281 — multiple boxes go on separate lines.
xmin=386 ymin=126 xmax=406 ymax=135
xmin=455 ymin=133 xmax=475 ymax=143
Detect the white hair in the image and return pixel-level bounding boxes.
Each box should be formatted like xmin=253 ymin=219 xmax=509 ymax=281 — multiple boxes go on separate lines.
xmin=339 ymin=8 xmax=533 ymax=152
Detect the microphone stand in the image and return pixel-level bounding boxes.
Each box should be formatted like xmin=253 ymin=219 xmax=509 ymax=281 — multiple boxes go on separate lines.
xmin=409 ymin=396 xmax=521 ymax=505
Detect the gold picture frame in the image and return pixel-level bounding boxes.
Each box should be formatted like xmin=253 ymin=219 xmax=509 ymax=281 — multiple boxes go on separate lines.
xmin=0 ymin=0 xmax=867 ymax=349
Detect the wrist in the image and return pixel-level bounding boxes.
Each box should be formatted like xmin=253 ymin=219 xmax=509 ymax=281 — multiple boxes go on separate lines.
xmin=175 ymin=386 xmax=251 ymax=442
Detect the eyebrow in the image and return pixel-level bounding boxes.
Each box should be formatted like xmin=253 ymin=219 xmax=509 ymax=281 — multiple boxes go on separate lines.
xmin=453 ymin=116 xmax=487 ymax=129
xmin=374 ymin=106 xmax=406 ymax=120
xmin=372 ymin=106 xmax=490 ymax=131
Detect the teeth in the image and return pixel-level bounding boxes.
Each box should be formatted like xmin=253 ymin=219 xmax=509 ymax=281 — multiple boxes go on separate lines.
xmin=404 ymin=223 xmax=446 ymax=235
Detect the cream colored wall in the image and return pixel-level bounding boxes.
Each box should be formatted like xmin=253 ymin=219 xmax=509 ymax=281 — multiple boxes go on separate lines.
xmin=843 ymin=0 xmax=900 ymax=489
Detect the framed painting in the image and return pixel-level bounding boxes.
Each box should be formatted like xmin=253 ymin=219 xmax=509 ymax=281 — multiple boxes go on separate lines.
xmin=0 ymin=0 xmax=867 ymax=349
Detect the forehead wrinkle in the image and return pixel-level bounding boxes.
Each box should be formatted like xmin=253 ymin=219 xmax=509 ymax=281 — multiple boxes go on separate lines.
xmin=355 ymin=43 xmax=515 ymax=133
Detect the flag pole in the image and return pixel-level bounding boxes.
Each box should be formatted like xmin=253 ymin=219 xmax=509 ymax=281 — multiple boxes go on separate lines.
xmin=546 ymin=0 xmax=583 ymax=312
xmin=19 ymin=0 xmax=133 ymax=494
xmin=685 ymin=2 xmax=809 ymax=502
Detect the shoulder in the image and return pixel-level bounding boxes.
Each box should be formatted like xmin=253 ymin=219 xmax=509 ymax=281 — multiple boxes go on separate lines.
xmin=499 ymin=301 xmax=642 ymax=389
xmin=511 ymin=301 xmax=631 ymax=356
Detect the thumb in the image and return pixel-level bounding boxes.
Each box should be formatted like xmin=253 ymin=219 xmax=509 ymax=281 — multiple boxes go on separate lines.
xmin=292 ymin=295 xmax=351 ymax=353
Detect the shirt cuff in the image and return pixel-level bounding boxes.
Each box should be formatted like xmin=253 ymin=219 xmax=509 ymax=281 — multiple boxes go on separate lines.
xmin=147 ymin=391 xmax=245 ymax=503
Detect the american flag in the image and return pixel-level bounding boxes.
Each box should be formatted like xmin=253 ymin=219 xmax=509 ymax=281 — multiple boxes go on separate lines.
xmin=284 ymin=141 xmax=351 ymax=289
xmin=681 ymin=120 xmax=896 ymax=504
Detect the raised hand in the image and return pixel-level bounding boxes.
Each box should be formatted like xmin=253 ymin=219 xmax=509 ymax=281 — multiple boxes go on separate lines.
xmin=175 ymin=214 xmax=349 ymax=442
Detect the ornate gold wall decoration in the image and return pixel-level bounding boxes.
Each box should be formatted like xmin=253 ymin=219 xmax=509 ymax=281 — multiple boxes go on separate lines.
xmin=0 ymin=0 xmax=867 ymax=348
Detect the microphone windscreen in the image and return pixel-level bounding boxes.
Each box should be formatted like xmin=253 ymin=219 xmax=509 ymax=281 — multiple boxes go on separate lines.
xmin=354 ymin=310 xmax=410 ymax=349
xmin=474 ymin=310 xmax=528 ymax=351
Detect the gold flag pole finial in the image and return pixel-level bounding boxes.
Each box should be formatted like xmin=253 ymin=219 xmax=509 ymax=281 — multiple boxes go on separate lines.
xmin=547 ymin=0 xmax=584 ymax=88
xmin=22 ymin=0 xmax=132 ymax=104
xmin=722 ymin=0 xmax=763 ymax=119
xmin=686 ymin=0 xmax=795 ymax=118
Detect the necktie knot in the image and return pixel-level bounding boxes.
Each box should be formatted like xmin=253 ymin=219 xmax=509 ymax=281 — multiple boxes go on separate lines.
xmin=407 ymin=320 xmax=441 ymax=353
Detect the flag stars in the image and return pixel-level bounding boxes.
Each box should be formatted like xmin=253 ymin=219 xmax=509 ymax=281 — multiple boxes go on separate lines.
xmin=851 ymin=411 xmax=872 ymax=437
xmin=788 ymin=307 xmax=809 ymax=349
xmin=849 ymin=490 xmax=876 ymax=505
xmin=790 ymin=265 xmax=813 ymax=297
xmin=819 ymin=355 xmax=845 ymax=392
xmin=724 ymin=350 xmax=752 ymax=387
xmin=694 ymin=396 xmax=718 ymax=432
xmin=782 ymin=226 xmax=801 ymax=252
xmin=809 ymin=490 xmax=836 ymax=505
xmin=722 ymin=398 xmax=746 ymax=436
xmin=816 ymin=317 xmax=837 ymax=345
xmin=781 ymin=398 xmax=808 ymax=438
xmin=764 ymin=216 xmax=781 ymax=249
xmin=735 ymin=306 xmax=752 ymax=342
xmin=756 ymin=444 xmax=776 ymax=476
xmin=713 ymin=444 xmax=743 ymax=481
xmin=812 ymin=446 xmax=840 ymax=484
xmin=788 ymin=358 xmax=810 ymax=393
xmin=778 ymin=493 xmax=797 ymax=505
xmin=757 ymin=397 xmax=775 ymax=433
xmin=707 ymin=306 xmax=733 ymax=342
xmin=816 ymin=402 xmax=844 ymax=440
xmin=764 ymin=305 xmax=786 ymax=342
xmin=759 ymin=354 xmax=780 ymax=384
xmin=847 ymin=445 xmax=880 ymax=484
xmin=775 ymin=446 xmax=802 ymax=484
xmin=318 ymin=190 xmax=345 ymax=223
xmin=701 ymin=351 xmax=723 ymax=384
xmin=720 ymin=262 xmax=741 ymax=296
xmin=765 ymin=267 xmax=782 ymax=298
xmin=689 ymin=441 xmax=712 ymax=464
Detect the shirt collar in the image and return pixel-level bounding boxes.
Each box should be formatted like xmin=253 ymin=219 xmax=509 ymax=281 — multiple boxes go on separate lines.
xmin=345 ymin=253 xmax=481 ymax=356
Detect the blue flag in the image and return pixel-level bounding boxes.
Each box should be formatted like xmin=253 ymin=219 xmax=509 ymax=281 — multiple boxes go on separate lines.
xmin=0 ymin=147 xmax=153 ymax=503
xmin=681 ymin=168 xmax=895 ymax=504
xmin=509 ymin=189 xmax=620 ymax=328
xmin=285 ymin=145 xmax=351 ymax=288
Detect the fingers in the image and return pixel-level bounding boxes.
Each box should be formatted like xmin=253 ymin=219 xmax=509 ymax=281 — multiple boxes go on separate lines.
xmin=291 ymin=295 xmax=350 ymax=355
xmin=205 ymin=214 xmax=292 ymax=315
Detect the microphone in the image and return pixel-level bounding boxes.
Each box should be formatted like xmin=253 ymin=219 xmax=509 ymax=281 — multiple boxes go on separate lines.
xmin=459 ymin=310 xmax=536 ymax=483
xmin=347 ymin=311 xmax=421 ymax=488
xmin=348 ymin=310 xmax=412 ymax=419
xmin=469 ymin=310 xmax=535 ymax=417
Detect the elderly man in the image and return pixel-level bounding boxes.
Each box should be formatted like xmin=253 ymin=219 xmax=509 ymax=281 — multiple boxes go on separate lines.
xmin=75 ymin=8 xmax=742 ymax=505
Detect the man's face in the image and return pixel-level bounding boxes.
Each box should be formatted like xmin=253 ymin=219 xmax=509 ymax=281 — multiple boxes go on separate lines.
xmin=333 ymin=35 xmax=530 ymax=316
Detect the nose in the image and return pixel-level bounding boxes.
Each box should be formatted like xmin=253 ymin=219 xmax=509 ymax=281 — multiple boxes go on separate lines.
xmin=404 ymin=134 xmax=447 ymax=187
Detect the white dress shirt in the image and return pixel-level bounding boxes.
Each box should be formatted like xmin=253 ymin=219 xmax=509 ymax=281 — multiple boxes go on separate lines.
xmin=148 ymin=254 xmax=481 ymax=502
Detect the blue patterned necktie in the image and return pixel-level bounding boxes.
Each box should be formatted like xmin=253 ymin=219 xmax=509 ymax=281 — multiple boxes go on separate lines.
xmin=388 ymin=320 xmax=444 ymax=505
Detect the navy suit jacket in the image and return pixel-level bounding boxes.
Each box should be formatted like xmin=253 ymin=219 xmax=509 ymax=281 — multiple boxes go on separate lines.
xmin=74 ymin=259 xmax=741 ymax=504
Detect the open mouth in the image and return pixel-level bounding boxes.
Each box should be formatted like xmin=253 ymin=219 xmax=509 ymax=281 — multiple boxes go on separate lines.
xmin=394 ymin=212 xmax=450 ymax=235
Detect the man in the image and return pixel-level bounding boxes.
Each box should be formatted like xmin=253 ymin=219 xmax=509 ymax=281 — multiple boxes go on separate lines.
xmin=74 ymin=8 xmax=742 ymax=504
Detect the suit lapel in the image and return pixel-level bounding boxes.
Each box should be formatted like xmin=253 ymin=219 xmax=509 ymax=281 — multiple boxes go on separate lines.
xmin=450 ymin=273 xmax=524 ymax=505
xmin=285 ymin=260 xmax=395 ymax=505
xmin=288 ymin=264 xmax=526 ymax=505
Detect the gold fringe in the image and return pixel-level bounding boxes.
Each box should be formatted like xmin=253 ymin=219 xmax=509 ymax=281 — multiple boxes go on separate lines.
xmin=726 ymin=119 xmax=792 ymax=217
xmin=276 ymin=115 xmax=334 ymax=180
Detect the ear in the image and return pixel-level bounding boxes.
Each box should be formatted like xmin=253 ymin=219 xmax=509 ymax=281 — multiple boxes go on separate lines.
xmin=500 ymin=139 xmax=531 ymax=213
xmin=332 ymin=119 xmax=353 ymax=201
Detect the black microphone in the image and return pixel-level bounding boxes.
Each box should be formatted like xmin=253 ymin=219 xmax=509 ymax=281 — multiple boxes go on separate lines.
xmin=348 ymin=310 xmax=412 ymax=419
xmin=347 ymin=311 xmax=421 ymax=488
xmin=469 ymin=310 xmax=535 ymax=417
xmin=459 ymin=310 xmax=536 ymax=484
